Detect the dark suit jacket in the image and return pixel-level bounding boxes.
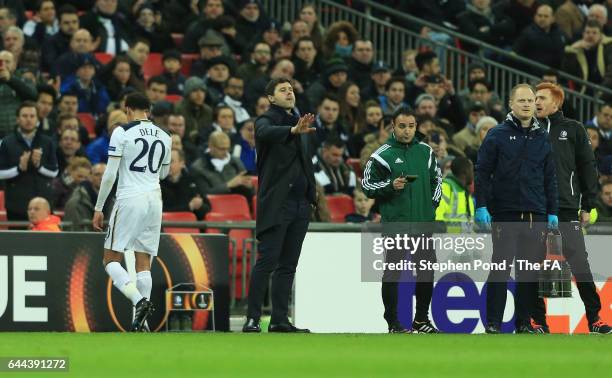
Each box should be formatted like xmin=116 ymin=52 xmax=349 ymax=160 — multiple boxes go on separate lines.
xmin=255 ymin=105 xmax=316 ymax=236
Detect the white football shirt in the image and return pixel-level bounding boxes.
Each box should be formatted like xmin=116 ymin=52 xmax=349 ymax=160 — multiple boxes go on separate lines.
xmin=107 ymin=119 xmax=172 ymax=200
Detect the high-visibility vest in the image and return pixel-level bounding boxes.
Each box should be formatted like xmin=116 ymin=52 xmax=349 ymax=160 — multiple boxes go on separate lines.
xmin=435 ymin=175 xmax=475 ymax=232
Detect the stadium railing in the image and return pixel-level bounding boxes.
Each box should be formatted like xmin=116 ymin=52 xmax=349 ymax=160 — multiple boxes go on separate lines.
xmin=262 ymin=0 xmax=612 ymax=121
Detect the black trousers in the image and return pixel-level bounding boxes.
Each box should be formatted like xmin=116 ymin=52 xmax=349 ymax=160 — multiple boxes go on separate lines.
xmin=486 ymin=212 xmax=547 ymax=327
xmin=532 ymin=209 xmax=602 ymax=325
xmin=381 ymin=234 xmax=436 ymax=326
xmin=247 ymin=198 xmax=310 ymax=324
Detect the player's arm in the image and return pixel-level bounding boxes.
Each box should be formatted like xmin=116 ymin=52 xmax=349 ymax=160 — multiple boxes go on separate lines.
xmin=158 ymin=139 xmax=172 ymax=180
xmin=93 ymin=128 xmax=125 ymax=231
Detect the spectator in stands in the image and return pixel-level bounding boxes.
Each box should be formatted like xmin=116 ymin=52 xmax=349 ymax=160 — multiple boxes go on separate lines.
xmin=298 ymin=3 xmax=324 ymax=49
xmin=453 ymin=102 xmax=487 ymax=153
xmin=409 ymin=50 xmax=441 ymax=105
xmin=235 ymin=0 xmax=268 ymax=57
xmin=35 ymin=84 xmax=57 ymax=137
xmin=23 ymin=0 xmax=58 ymax=46
xmin=132 ymin=2 xmax=174 ymax=53
xmin=305 ymin=58 xmax=348 ymax=110
xmin=585 ymin=124 xmax=600 ymax=155
xmin=348 ymin=39 xmax=374 ymax=91
xmin=27 ymin=197 xmax=61 ymax=231
xmin=63 ymin=162 xmax=109 ymax=231
xmin=461 ymin=78 xmax=503 ymax=120
xmin=203 ymin=55 xmax=234 ymax=107
xmin=311 ymin=94 xmax=349 ymax=154
xmin=555 ymin=0 xmax=584 ymax=42
xmin=124 ymin=37 xmax=150 ymax=82
xmin=244 ymin=58 xmax=306 ymax=112
xmin=161 ymin=149 xmax=210 ymax=220
xmin=182 ymin=0 xmax=225 ymax=53
xmin=53 ymin=28 xmax=96 ymax=78
xmin=188 ymin=36 xmax=221 ymax=78
xmin=54 ymin=112 xmax=88 ymax=147
xmin=379 ymin=77 xmax=410 ymax=118
xmin=205 ymin=104 xmax=239 ymax=146
xmin=586 ymin=103 xmax=612 ymax=157
xmin=57 ymin=92 xmax=78 ymax=118
xmin=457 ymin=0 xmax=514 ymax=52
xmin=588 ymin=3 xmax=612 ymax=36
xmin=594 ymin=179 xmax=612 ymax=223
xmin=99 ymin=55 xmax=144 ymax=102
xmin=513 ymin=4 xmax=566 ymax=71
xmin=254 ymin=95 xmax=270 ymax=117
xmin=0 ymin=6 xmax=17 ymax=51
xmin=145 ymin=75 xmax=168 ymax=105
xmin=80 ymin=0 xmax=130 ymax=54
xmin=435 ymin=156 xmax=475 ymax=226
xmin=2 ymin=25 xmax=23 ymax=68
xmin=290 ymin=19 xmax=310 ymax=45
xmin=396 ymin=0 xmax=464 ymax=31
xmin=499 ymin=0 xmax=538 ymax=39
xmin=0 ymin=50 xmax=38 ymax=138
xmin=167 ymin=112 xmax=198 ymax=165
xmin=86 ymin=109 xmax=126 ymax=164
xmin=338 ymin=81 xmax=365 ymax=155
xmin=363 ymin=60 xmax=392 ymax=102
xmin=160 ymin=50 xmax=186 ymax=96
xmin=209 ymin=14 xmax=241 ymax=57
xmin=236 ymin=41 xmax=271 ymax=84
xmin=0 ymin=101 xmax=58 ymax=221
xmin=175 ymin=76 xmax=213 ymax=141
xmin=41 ymin=4 xmax=79 ymax=73
xmin=312 ymin=137 xmax=356 ymax=196
xmin=52 ymin=156 xmax=91 ymax=210
xmin=395 ymin=49 xmax=419 ymax=85
xmin=292 ymin=36 xmax=323 ymax=90
xmin=425 ymin=127 xmax=453 ymax=162
xmin=232 ymin=117 xmax=256 ymax=175
xmin=345 ymin=189 xmax=375 ymax=223
xmin=321 ymin=20 xmax=358 ymax=59
xmin=60 ymin=53 xmax=110 ymax=116
xmin=351 ymin=100 xmax=382 ymax=161
xmin=190 ymin=130 xmax=253 ymax=200
xmin=415 ymin=94 xmax=438 ymax=119
xmin=56 ymin=127 xmax=86 ymax=175
xmin=562 ymin=20 xmax=612 ymax=91
xmin=359 ymin=112 xmax=390 ymax=170
xmin=423 ymin=75 xmax=466 ymax=135
xmin=223 ymin=76 xmax=250 ymax=125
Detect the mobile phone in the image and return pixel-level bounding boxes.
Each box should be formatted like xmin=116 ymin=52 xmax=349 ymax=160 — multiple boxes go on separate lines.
xmin=404 ymin=175 xmax=418 ymax=182
xmin=431 ymin=133 xmax=440 ymax=144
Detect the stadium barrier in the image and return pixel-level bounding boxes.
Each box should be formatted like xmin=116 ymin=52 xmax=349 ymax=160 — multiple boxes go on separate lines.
xmin=0 ymin=232 xmax=229 ymax=332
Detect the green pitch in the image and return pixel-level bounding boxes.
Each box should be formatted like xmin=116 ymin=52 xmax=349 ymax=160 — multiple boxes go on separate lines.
xmin=1 ymin=333 xmax=610 ymax=378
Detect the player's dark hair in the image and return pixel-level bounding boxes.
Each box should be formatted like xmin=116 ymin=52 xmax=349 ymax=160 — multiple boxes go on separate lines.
xmin=125 ymin=92 xmax=151 ymax=111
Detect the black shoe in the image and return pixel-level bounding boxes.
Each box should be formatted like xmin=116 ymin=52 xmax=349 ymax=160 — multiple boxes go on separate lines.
xmin=268 ymin=322 xmax=310 ymax=333
xmin=516 ymin=323 xmax=546 ymax=334
xmin=242 ymin=318 xmax=261 ymax=333
xmin=131 ymin=298 xmax=154 ymax=332
xmin=388 ymin=321 xmax=412 ymax=333
xmin=485 ymin=323 xmax=501 ymax=334
xmin=589 ymin=319 xmax=612 ymax=334
xmin=412 ymin=320 xmax=440 ymax=334
xmin=531 ymin=321 xmax=550 ymax=334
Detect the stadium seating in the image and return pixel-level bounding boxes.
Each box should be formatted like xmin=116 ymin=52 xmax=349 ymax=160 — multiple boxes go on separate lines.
xmin=180 ymin=54 xmax=199 ymax=76
xmin=326 ymin=194 xmax=355 ymax=223
xmin=0 ymin=190 xmax=4 ymax=211
xmin=207 ymin=194 xmax=251 ymax=219
xmin=0 ymin=211 xmax=7 ymax=230
xmin=251 ymin=176 xmax=258 ymax=193
xmin=164 ymin=94 xmax=183 ymax=104
xmin=162 ymin=212 xmax=199 ymax=234
xmin=251 ymin=195 xmax=257 ymax=219
xmin=94 ymin=52 xmax=114 ymax=65
xmin=171 ymin=33 xmax=184 ymax=48
xmin=142 ymin=53 xmax=164 ymax=81
xmin=77 ymin=113 xmax=97 ymax=139
xmin=346 ymin=158 xmax=362 ymax=178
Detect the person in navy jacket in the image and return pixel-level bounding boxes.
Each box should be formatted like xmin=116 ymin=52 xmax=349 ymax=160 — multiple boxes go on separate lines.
xmin=474 ymin=83 xmax=558 ymax=334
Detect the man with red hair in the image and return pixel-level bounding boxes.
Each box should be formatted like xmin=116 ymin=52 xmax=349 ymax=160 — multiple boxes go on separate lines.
xmin=535 ymin=82 xmax=611 ymax=334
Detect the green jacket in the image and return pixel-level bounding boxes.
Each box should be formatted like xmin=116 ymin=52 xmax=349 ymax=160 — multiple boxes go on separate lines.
xmin=362 ymin=134 xmax=442 ymax=222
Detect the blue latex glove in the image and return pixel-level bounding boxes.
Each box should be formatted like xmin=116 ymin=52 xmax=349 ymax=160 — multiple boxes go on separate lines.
xmin=547 ymin=214 xmax=559 ymax=230
xmin=475 ymin=207 xmax=492 ymax=229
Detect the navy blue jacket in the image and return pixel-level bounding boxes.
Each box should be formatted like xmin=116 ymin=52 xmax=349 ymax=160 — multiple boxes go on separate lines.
xmin=475 ymin=113 xmax=558 ymax=216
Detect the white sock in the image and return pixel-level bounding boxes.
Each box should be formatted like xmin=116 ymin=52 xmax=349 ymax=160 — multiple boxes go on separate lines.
xmin=105 ymin=262 xmax=143 ymax=305
xmin=136 ymin=271 xmax=152 ymax=299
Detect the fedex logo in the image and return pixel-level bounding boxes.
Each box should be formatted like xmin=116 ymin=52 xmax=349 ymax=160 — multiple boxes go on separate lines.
xmin=398 ymin=273 xmax=612 ymax=334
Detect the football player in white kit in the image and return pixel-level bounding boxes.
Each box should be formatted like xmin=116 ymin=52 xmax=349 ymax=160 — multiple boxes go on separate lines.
xmin=92 ymin=93 xmax=172 ymax=331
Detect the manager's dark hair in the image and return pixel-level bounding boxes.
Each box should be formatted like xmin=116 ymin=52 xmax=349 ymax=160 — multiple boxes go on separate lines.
xmin=125 ymin=92 xmax=151 ymax=111
xmin=265 ymin=77 xmax=292 ymax=96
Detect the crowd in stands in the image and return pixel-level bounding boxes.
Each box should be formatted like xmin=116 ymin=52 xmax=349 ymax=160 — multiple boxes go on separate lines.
xmin=0 ymin=0 xmax=611 ymax=231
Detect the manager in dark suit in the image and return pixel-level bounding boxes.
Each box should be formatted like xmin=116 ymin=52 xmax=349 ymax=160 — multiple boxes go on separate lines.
xmin=243 ymin=78 xmax=316 ymax=333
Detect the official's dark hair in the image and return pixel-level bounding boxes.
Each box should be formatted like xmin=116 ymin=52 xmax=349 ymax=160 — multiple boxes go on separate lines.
xmin=125 ymin=92 xmax=151 ymax=111
xmin=147 ymin=75 xmax=168 ymax=88
xmin=451 ymin=156 xmax=473 ymax=178
xmin=37 ymin=84 xmax=57 ymax=101
xmin=265 ymin=77 xmax=292 ymax=96
xmin=385 ymin=76 xmax=406 ymax=92
xmin=391 ymin=106 xmax=415 ymax=124
xmin=323 ymin=136 xmax=345 ymax=149
xmin=16 ymin=101 xmax=38 ymax=117
xmin=415 ymin=50 xmax=437 ymax=71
